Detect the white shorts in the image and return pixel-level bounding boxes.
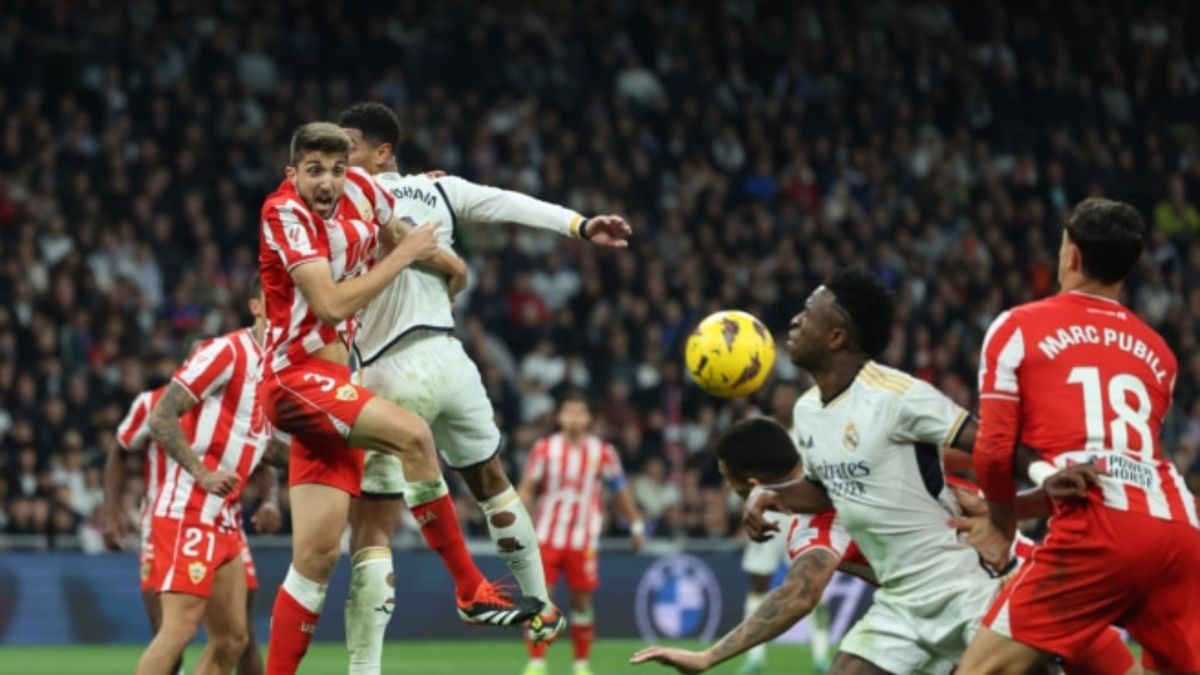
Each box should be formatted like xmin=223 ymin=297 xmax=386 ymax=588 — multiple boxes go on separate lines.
xmin=741 ymin=511 xmax=790 ymax=576
xmin=839 ymin=578 xmax=1000 ymax=674
xmin=358 ymin=333 xmax=501 ymax=496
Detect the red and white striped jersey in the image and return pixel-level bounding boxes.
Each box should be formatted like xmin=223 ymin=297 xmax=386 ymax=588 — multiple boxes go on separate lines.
xmin=525 ymin=433 xmax=626 ymax=551
xmin=259 ymin=167 xmax=394 ymax=376
xmin=978 ymin=291 xmax=1197 ymax=528
xmin=116 ymin=387 xmax=185 ymax=535
xmin=154 ymin=328 xmax=269 ymax=528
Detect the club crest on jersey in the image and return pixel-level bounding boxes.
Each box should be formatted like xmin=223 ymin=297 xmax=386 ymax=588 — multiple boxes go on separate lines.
xmin=843 ymin=422 xmax=860 ymax=451
xmin=335 ymin=384 xmax=359 ymax=401
xmin=356 ymin=200 xmax=373 ymax=223
xmin=188 ymin=561 xmax=208 ymax=584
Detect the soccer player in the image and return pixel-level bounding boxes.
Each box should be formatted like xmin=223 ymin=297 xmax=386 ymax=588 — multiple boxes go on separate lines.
xmin=335 ymin=101 xmax=634 ymax=673
xmin=631 ymin=417 xmax=1136 ymax=675
xmin=735 ymin=268 xmax=1003 ymax=674
xmin=963 ymin=197 xmax=1200 ymax=673
xmin=258 ymin=123 xmax=540 ymax=675
xmin=736 ymin=381 xmax=830 ymax=675
xmin=127 ymin=279 xmax=282 ymax=675
xmin=517 ymin=392 xmax=645 ymax=675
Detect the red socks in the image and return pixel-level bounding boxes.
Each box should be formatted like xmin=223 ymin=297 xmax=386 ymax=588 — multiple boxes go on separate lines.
xmin=526 ymin=635 xmax=549 ymax=659
xmin=410 ymin=493 xmax=485 ymax=602
xmin=266 ymin=588 xmax=320 ymax=675
xmin=571 ymin=622 xmax=594 ymax=661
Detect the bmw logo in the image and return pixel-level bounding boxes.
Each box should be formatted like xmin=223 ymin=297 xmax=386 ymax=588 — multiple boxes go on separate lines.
xmin=634 ymin=554 xmax=722 ymax=641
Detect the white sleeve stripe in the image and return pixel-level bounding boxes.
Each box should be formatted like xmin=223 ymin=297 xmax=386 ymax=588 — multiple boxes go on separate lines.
xmin=980 ymin=393 xmax=1021 ymax=401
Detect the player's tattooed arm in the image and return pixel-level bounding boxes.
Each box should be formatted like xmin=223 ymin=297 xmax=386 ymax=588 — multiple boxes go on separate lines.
xmin=707 ymin=549 xmax=837 ymax=664
xmin=149 ymin=382 xmax=239 ymax=497
xmin=631 ymin=549 xmax=838 ymax=672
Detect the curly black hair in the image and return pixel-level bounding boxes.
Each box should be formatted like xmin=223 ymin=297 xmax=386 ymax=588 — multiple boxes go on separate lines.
xmin=825 ymin=268 xmax=894 ymax=358
xmin=337 ymin=102 xmax=403 ymax=150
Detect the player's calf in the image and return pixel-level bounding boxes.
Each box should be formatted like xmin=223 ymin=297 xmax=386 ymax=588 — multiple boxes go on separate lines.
xmin=135 ymin=594 xmax=206 ymax=675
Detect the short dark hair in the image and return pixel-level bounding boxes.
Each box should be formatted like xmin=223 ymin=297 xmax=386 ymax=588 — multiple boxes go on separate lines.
xmin=558 ymin=389 xmax=590 ymax=411
xmin=289 ymin=122 xmax=350 ymax=165
xmin=1065 ymin=197 xmax=1145 ymax=283
xmin=825 ymin=268 xmax=894 ymax=358
xmin=338 ymin=102 xmax=403 ymax=150
xmin=246 ymin=273 xmax=262 ymax=301
xmin=714 ymin=417 xmax=800 ymax=478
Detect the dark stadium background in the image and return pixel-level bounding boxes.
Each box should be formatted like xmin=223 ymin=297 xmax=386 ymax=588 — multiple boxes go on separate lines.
xmin=0 ymin=0 xmax=1198 ymax=653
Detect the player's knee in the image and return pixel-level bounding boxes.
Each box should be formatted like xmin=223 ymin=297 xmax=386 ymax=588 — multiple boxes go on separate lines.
xmin=211 ymin=626 xmax=249 ymax=659
xmin=384 ymin=415 xmax=436 ymax=460
xmin=296 ymin=544 xmax=340 ymax=581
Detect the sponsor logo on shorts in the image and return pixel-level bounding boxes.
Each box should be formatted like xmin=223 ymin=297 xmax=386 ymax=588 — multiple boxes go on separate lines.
xmin=188 ymin=560 xmax=208 ymax=584
xmin=335 ymin=384 xmax=359 ymax=401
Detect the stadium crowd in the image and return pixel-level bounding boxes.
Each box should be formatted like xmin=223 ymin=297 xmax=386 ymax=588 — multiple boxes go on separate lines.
xmin=2 ymin=0 xmax=1199 ymax=548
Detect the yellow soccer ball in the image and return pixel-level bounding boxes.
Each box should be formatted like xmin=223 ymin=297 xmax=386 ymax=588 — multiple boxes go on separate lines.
xmin=685 ymin=310 xmax=775 ymax=398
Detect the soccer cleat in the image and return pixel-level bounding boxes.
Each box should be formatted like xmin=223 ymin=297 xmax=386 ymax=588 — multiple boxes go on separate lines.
xmin=521 ymin=661 xmax=548 ymax=675
xmin=572 ymin=663 xmax=594 ymax=675
xmin=526 ymin=603 xmax=568 ymax=645
xmin=456 ymin=580 xmax=544 ymax=626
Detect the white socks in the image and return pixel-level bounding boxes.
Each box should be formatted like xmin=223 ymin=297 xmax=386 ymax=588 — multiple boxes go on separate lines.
xmin=810 ymin=600 xmax=831 ymax=664
xmin=283 ymin=565 xmax=327 ymax=614
xmin=404 ymin=477 xmax=450 ymax=507
xmin=480 ymin=487 xmax=549 ymax=603
xmin=744 ymin=592 xmax=767 ymax=665
xmin=346 ymin=547 xmax=394 ymax=675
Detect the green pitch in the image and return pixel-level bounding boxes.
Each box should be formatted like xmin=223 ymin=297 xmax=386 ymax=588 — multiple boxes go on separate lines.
xmin=1 ymin=640 xmax=818 ymax=674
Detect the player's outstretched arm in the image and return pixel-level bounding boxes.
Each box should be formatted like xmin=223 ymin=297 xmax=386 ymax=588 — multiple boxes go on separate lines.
xmin=613 ymin=483 xmax=646 ymax=551
xmin=101 ymin=441 xmax=129 ymax=551
xmin=436 ymin=175 xmax=633 ymax=247
xmin=292 ymin=220 xmax=440 ymax=324
xmin=150 ymin=381 xmax=239 ymax=497
xmin=630 ymin=549 xmax=839 ymax=673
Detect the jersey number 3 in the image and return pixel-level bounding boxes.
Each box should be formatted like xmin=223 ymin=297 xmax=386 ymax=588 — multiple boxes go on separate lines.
xmin=1067 ymin=366 xmax=1154 ymax=460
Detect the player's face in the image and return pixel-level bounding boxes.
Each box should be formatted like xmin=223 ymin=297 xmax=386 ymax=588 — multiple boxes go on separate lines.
xmin=342 ymin=128 xmax=381 ymax=172
xmin=289 ymin=151 xmax=347 ymax=219
xmin=557 ymin=401 xmax=592 ymax=435
xmin=786 ymin=286 xmax=838 ymax=367
xmin=247 ymin=289 xmax=265 ymax=321
xmin=717 ymin=459 xmax=753 ymax=499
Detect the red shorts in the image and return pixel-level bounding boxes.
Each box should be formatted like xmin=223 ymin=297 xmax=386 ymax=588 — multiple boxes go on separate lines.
xmin=238 ymin=529 xmax=259 ymax=592
xmin=984 ymin=503 xmax=1200 ymax=672
xmin=151 ymin=517 xmax=245 ymax=598
xmin=541 ymin=545 xmax=599 ymax=593
xmin=1063 ymin=626 xmax=1133 ymax=675
xmin=260 ymin=358 xmax=371 ymax=496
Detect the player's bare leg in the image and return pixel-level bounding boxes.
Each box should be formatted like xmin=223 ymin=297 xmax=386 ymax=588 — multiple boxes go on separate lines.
xmin=349 ymin=397 xmax=541 ymax=624
xmin=136 ymin=593 xmax=207 ymax=675
xmin=266 ymin=482 xmax=348 ymax=674
xmin=237 ymin=589 xmax=262 ymax=675
xmin=193 ymin=558 xmax=248 ymax=675
xmin=346 ymin=496 xmax=402 ymax=675
xmin=568 ymin=590 xmax=595 ymax=675
xmin=140 ymin=591 xmax=185 ymax=675
xmin=460 ymin=456 xmax=560 ymax=640
xmin=958 ymin=628 xmax=1052 ymax=674
xmin=827 ymin=652 xmax=894 ymax=675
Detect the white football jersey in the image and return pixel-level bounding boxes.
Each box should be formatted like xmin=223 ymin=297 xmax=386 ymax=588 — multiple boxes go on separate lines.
xmin=792 ymin=361 xmax=991 ymax=605
xmin=355 ymin=172 xmax=585 ymax=366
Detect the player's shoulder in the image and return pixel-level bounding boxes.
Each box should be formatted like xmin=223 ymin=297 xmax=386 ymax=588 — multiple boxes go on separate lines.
xmin=856 ymin=361 xmax=918 ymax=398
